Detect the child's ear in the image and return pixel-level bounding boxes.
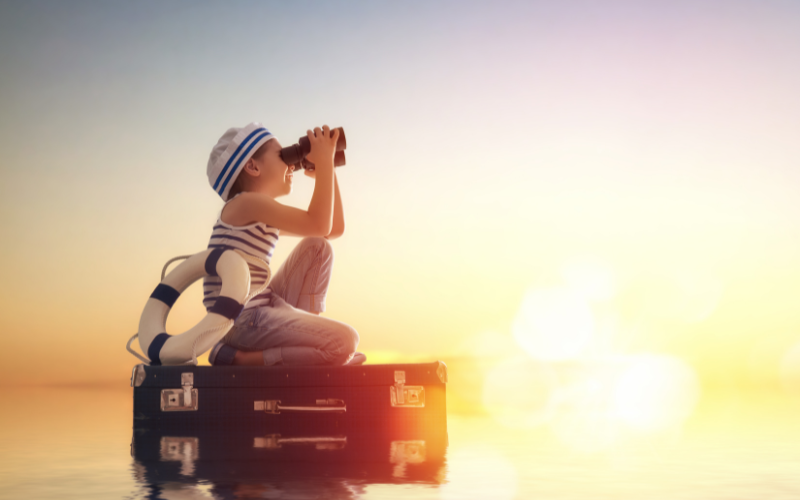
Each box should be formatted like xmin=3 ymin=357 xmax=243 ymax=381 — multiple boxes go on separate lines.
xmin=244 ymin=159 xmax=261 ymax=177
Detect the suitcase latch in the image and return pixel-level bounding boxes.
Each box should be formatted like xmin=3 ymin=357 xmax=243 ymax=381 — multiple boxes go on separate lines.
xmin=391 ymin=371 xmax=425 ymax=408
xmin=160 ymin=372 xmax=199 ymax=412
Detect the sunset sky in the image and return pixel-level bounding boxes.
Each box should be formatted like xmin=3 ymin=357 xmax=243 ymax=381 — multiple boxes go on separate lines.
xmin=1 ymin=0 xmax=799 ymax=400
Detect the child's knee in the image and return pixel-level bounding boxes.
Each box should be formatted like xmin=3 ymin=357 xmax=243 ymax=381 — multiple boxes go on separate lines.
xmin=344 ymin=324 xmax=359 ymax=352
xmin=330 ymin=324 xmax=359 ymax=364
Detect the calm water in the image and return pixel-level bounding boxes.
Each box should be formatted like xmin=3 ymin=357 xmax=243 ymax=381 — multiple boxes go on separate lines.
xmin=2 ymin=386 xmax=800 ymax=499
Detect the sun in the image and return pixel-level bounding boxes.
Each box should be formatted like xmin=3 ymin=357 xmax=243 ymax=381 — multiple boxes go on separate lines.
xmin=512 ymin=288 xmax=595 ymax=362
xmin=612 ymin=354 xmax=700 ymax=431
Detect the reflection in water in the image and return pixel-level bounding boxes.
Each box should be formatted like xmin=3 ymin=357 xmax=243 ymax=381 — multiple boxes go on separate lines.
xmin=131 ymin=425 xmax=447 ymax=499
xmin=4 ymin=386 xmax=800 ymax=498
xmin=440 ymin=445 xmax=518 ymax=500
xmin=478 ymin=352 xmax=701 ymax=451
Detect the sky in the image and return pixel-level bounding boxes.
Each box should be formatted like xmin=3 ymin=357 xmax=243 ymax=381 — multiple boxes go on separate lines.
xmin=1 ymin=0 xmax=799 ymax=395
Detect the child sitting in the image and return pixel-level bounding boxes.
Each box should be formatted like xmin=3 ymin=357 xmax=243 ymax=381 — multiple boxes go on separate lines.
xmin=203 ymin=122 xmax=364 ymax=366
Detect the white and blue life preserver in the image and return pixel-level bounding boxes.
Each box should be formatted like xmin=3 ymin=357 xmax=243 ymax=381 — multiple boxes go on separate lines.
xmin=136 ymin=248 xmax=251 ymax=366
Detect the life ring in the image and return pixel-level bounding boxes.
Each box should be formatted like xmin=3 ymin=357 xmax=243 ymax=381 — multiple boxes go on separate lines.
xmin=130 ymin=247 xmax=265 ymax=366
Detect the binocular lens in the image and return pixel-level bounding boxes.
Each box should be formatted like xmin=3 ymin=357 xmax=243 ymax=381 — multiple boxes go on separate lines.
xmin=279 ymin=127 xmax=347 ymax=171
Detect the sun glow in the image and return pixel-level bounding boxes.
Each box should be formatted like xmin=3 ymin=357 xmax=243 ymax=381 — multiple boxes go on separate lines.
xmin=440 ymin=446 xmax=518 ymax=500
xmin=562 ymin=258 xmax=617 ymax=302
xmin=479 ymin=259 xmax=704 ymax=447
xmin=482 ymin=357 xmax=559 ymax=429
xmin=512 ymin=288 xmax=595 ymax=362
xmin=612 ymin=354 xmax=701 ymax=431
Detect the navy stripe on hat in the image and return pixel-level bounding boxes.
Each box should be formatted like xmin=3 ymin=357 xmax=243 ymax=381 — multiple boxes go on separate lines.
xmin=217 ymin=130 xmax=271 ymax=196
xmin=213 ymin=127 xmax=268 ymax=191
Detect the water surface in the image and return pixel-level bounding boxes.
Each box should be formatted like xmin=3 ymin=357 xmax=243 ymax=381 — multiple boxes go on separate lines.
xmin=1 ymin=387 xmax=800 ymax=499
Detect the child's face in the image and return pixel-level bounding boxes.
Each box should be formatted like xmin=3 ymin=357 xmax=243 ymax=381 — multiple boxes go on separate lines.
xmin=253 ymin=139 xmax=294 ymax=198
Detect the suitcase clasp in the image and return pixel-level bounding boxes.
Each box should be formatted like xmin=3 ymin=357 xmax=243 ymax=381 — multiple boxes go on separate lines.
xmin=160 ymin=372 xmax=199 ymax=412
xmin=391 ymin=371 xmax=425 ymax=408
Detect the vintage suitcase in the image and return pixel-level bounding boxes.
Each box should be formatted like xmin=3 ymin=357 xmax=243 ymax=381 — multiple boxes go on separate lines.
xmin=131 ymin=361 xmax=447 ymax=434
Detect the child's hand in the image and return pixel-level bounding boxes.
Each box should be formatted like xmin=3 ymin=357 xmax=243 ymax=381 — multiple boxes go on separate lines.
xmin=304 ymin=125 xmax=339 ymax=171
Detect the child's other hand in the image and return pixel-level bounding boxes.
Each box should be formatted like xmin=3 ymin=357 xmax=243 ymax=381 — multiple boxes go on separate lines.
xmin=303 ymin=167 xmax=316 ymax=179
xmin=304 ymin=125 xmax=339 ymax=171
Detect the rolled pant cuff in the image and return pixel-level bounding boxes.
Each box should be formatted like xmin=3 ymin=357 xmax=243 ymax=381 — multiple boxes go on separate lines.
xmin=296 ymin=294 xmax=326 ymax=313
xmin=212 ymin=343 xmax=238 ymax=366
xmin=262 ymin=347 xmax=283 ymax=366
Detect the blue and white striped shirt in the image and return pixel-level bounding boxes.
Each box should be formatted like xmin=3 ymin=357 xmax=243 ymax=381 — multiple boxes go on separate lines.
xmin=202 ymin=218 xmax=279 ymax=311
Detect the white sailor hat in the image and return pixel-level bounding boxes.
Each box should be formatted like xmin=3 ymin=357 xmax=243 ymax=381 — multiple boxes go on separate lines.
xmin=207 ymin=122 xmax=276 ymax=201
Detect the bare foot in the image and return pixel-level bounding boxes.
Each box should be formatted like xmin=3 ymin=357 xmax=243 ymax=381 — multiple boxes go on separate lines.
xmin=345 ymin=352 xmax=367 ymax=365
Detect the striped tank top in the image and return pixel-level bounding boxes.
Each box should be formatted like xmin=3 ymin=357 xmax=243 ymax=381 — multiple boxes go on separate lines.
xmin=202 ymin=214 xmax=279 ymax=312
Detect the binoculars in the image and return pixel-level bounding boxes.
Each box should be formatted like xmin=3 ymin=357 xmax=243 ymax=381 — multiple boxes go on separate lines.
xmin=279 ymin=127 xmax=347 ymax=172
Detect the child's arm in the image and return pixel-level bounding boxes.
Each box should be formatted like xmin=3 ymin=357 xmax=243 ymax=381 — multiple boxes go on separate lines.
xmin=328 ymin=172 xmax=345 ymax=239
xmin=285 ymin=169 xmax=344 ymax=239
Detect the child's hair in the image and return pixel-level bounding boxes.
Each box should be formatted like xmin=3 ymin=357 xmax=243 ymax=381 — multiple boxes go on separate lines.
xmin=227 ymin=141 xmax=272 ymax=199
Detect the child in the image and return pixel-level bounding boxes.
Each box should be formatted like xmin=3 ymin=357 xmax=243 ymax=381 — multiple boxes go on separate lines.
xmin=203 ymin=122 xmax=364 ymax=366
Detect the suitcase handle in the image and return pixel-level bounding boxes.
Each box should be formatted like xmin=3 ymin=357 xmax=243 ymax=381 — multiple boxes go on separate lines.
xmin=254 ymin=398 xmax=346 ymax=414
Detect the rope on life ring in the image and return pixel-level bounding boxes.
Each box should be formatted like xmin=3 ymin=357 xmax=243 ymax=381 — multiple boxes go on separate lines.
xmin=125 ymin=247 xmax=271 ymax=366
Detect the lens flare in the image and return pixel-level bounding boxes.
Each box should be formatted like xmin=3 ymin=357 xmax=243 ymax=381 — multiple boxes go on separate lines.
xmin=482 ymin=357 xmax=558 ymax=428
xmin=548 ymin=364 xmax=622 ymax=452
xmin=456 ymin=330 xmax=519 ymax=359
xmin=612 ymin=354 xmax=700 ymax=431
xmin=512 ymin=288 xmax=595 ymax=361
xmin=645 ymin=271 xmax=723 ymax=324
xmin=562 ymin=258 xmax=617 ymax=302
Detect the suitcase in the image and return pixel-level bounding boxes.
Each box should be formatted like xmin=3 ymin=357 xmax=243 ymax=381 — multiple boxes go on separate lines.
xmin=131 ymin=361 xmax=448 ymax=434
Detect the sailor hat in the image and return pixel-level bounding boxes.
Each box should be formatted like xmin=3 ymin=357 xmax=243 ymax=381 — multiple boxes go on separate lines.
xmin=207 ymin=122 xmax=275 ymax=201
